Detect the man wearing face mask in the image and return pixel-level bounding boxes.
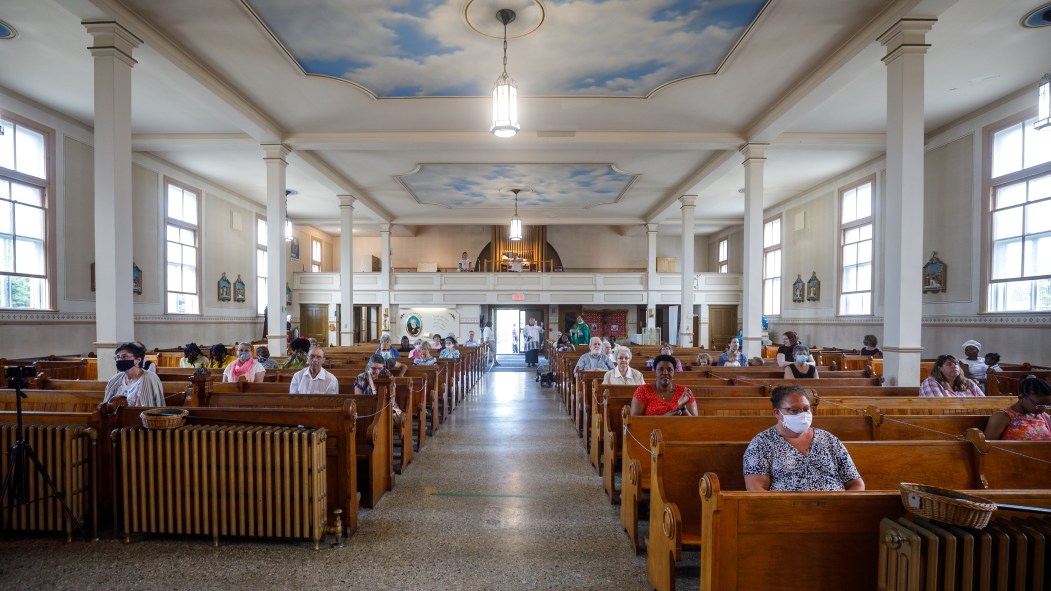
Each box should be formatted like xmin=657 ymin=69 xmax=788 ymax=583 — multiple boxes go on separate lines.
xmin=743 ymin=385 xmax=864 ymax=491
xmin=289 ymin=347 xmax=339 ymax=394
xmin=102 ymin=342 xmax=166 ymax=407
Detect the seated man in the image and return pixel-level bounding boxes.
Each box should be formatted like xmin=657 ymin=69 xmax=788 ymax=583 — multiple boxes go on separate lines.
xmin=290 ymin=347 xmax=338 ymax=394
xmin=102 ymin=341 xmax=166 ymax=407
xmin=574 ymin=337 xmax=614 ymax=377
xmin=462 ymin=330 xmax=480 ymax=347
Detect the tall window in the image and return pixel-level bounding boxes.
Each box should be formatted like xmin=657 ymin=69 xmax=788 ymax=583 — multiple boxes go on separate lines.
xmin=165 ymin=180 xmax=200 ymax=314
xmin=311 ymin=238 xmax=322 ymax=273
xmin=987 ymin=116 xmax=1051 ymax=312
xmin=717 ymin=238 xmax=728 ymax=273
xmin=839 ymin=178 xmax=874 ymax=315
xmin=0 ymin=116 xmax=51 ymax=309
xmin=763 ymin=217 xmax=782 ymax=315
xmin=256 ymin=216 xmax=267 ymax=315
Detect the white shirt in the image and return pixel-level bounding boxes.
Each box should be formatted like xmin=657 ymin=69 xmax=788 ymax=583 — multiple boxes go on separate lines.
xmin=482 ymin=326 xmax=493 ymax=344
xmin=522 ymin=323 xmax=543 ymax=350
xmin=289 ymin=367 xmax=339 ymax=394
xmin=458 ymin=258 xmax=471 ymax=271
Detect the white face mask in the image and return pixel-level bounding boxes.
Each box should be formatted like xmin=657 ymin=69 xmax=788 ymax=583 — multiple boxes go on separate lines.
xmin=781 ymin=411 xmax=813 ymax=434
xmin=381 ymin=351 xmax=392 ymax=360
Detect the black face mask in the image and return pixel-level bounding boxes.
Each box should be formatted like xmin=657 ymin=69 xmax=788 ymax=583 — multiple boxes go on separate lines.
xmin=116 ymin=359 xmax=136 ymax=372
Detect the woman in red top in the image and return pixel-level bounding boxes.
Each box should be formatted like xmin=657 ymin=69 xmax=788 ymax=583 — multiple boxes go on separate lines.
xmin=630 ymin=354 xmax=697 ymax=416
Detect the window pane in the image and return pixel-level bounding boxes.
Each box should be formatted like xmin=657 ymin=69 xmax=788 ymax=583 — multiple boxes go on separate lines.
xmin=182 ymin=192 xmax=197 ymax=225
xmin=992 ymin=122 xmax=1023 ymax=178
xmin=996 ymin=182 xmax=1027 ymax=209
xmin=772 ymin=249 xmax=781 ymax=274
xmin=1030 ymin=174 xmax=1051 ymax=202
xmin=992 ymin=238 xmax=1023 ymax=279
xmin=988 ymin=279 xmax=1051 ymax=312
xmin=167 ymin=263 xmax=182 ymax=291
xmin=183 ymin=266 xmax=196 ymax=292
xmin=859 ymin=224 xmax=872 ymax=241
xmin=167 ymin=186 xmax=183 ymax=220
xmin=843 ymin=243 xmax=857 ymax=266
xmin=1024 ymin=233 xmax=1051 ymax=276
xmin=181 ymin=228 xmax=195 ymax=246
xmin=166 ymin=225 xmax=180 ymax=242
xmin=841 ymin=190 xmax=857 ymax=223
xmin=257 ymin=248 xmax=268 ymax=273
xmin=167 ymin=242 xmax=181 ymax=264
xmin=14 ymin=204 xmax=44 ymax=240
xmin=844 ymin=227 xmax=859 ymax=245
xmin=257 ymin=218 xmax=267 ymax=247
xmin=257 ymin=277 xmax=267 ymax=314
xmin=0 ymin=119 xmax=13 ymax=170
xmin=856 ymin=184 xmax=872 ymax=219
xmin=1027 ymin=201 xmax=1051 ymax=235
xmin=993 ymin=208 xmax=1024 ymax=240
xmin=858 ymin=239 xmax=873 ymax=264
xmin=0 ymin=200 xmax=11 ymax=235
xmin=15 ymin=238 xmax=44 ymax=275
xmin=771 ymin=277 xmax=780 ymax=315
xmin=843 ymin=265 xmax=857 ymax=292
xmin=11 ymin=182 xmax=43 ymax=206
xmin=857 ymin=263 xmax=872 ymax=291
xmin=1023 ymin=120 xmax=1051 ymax=170
xmin=0 ymin=236 xmax=12 ymax=272
xmin=14 ymin=125 xmax=46 ymax=179
xmin=182 ymin=244 xmax=196 ymax=265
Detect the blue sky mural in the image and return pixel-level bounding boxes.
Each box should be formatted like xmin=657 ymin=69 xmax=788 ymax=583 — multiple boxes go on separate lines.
xmin=396 ymin=164 xmax=637 ymax=208
xmin=245 ymin=0 xmax=768 ymax=97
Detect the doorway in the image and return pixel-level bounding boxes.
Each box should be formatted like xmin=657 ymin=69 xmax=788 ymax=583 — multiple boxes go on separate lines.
xmin=708 ymin=305 xmax=738 ymax=350
xmin=353 ymin=305 xmax=381 ymax=344
xmin=491 ymin=306 xmax=546 ymax=355
xmin=300 ymin=304 xmax=329 ymax=347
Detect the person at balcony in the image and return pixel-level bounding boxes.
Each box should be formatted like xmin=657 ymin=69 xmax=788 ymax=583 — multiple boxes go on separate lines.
xmin=776 ymin=331 xmax=814 ymax=367
xmin=574 ymin=337 xmax=614 ymax=376
xmin=440 ymin=337 xmax=461 ymax=359
xmin=413 ymin=344 xmax=437 ymax=366
xmin=290 ymin=347 xmax=339 ymax=394
xmin=377 ymin=334 xmax=401 ymax=359
xmin=569 ymin=315 xmax=590 ymax=346
xmin=984 ymin=375 xmax=1051 ymax=440
xmin=180 ymin=342 xmax=208 ymax=369
xmin=783 ymin=345 xmax=819 ymax=379
xmin=256 ymin=346 xmax=279 ymax=369
xmin=919 ymin=354 xmax=984 ymax=397
xmin=630 ymin=354 xmax=696 ymax=416
xmin=646 ymin=343 xmax=683 ymax=372
xmin=103 ymin=341 xmax=166 ymax=407
xmin=743 ymin=385 xmax=864 ymax=491
xmin=282 ymin=337 xmax=310 ymax=369
xmin=859 ymin=334 xmax=881 ymax=357
xmin=717 ymin=336 xmax=747 ymax=367
xmin=463 ymin=330 xmax=479 ymax=347
xmin=223 ymin=341 xmax=266 ymax=383
xmin=398 ymin=335 xmax=413 ymax=353
xmin=458 ymin=251 xmax=473 ymax=272
xmin=207 ymin=343 xmax=234 ymax=369
xmin=960 ymin=339 xmax=988 ymax=386
xmin=602 ymin=347 xmax=645 ymax=386
xmin=523 ymin=317 xmax=544 ymax=367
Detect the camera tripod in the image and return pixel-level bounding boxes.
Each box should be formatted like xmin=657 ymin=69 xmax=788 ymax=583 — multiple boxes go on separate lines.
xmin=0 ymin=372 xmax=89 ymax=540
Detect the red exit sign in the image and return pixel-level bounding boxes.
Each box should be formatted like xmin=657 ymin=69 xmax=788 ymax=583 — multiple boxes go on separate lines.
xmin=512 ymin=293 xmax=524 ymax=301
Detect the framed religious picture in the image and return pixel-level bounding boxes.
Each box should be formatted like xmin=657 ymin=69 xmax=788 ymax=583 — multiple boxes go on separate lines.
xmin=922 ymin=252 xmax=947 ymax=294
xmin=406 ymin=314 xmax=422 ymax=337
xmin=806 ymin=272 xmax=821 ymax=302
xmin=217 ymin=272 xmax=232 ymax=301
xmin=233 ymin=274 xmax=246 ymax=302
xmin=792 ymin=274 xmax=804 ymax=303
xmin=289 ymin=237 xmax=300 ymax=261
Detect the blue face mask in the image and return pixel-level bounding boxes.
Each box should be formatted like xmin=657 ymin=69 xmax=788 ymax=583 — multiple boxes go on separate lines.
xmin=381 ymin=351 xmax=392 ymax=360
xmin=795 ymin=354 xmax=808 ymax=364
xmin=238 ymin=352 xmax=252 ymax=363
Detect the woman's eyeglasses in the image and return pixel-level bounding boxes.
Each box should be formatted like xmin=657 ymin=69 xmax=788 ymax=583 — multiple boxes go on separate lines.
xmin=778 ymin=407 xmax=810 ymax=415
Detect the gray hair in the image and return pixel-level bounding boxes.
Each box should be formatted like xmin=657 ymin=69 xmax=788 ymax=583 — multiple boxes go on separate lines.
xmin=379 ymin=334 xmax=392 ymax=344
xmin=613 ymin=346 xmax=632 ymax=360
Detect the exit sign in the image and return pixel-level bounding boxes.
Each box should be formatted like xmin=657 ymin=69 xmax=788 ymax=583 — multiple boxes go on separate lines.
xmin=512 ymin=293 xmax=524 ymax=301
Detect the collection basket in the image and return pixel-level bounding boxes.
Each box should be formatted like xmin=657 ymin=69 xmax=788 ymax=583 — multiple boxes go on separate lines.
xmin=140 ymin=408 xmax=188 ymax=430
xmin=899 ymin=482 xmax=997 ymax=529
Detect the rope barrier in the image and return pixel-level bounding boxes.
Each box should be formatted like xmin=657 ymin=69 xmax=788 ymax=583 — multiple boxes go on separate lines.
xmin=355 ymin=398 xmax=393 ymax=420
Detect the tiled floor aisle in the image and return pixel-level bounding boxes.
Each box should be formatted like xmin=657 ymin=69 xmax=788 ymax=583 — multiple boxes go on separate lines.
xmin=0 ymin=370 xmax=651 ymax=590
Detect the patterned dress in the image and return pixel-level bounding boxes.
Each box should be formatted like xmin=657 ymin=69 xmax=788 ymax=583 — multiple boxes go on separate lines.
xmin=996 ymin=407 xmax=1051 ymax=441
xmin=743 ymin=427 xmax=861 ymax=491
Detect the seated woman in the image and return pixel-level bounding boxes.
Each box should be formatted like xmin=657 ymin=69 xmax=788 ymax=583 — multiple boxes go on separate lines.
xmin=180 ymin=342 xmax=208 ymax=369
xmin=920 ymin=354 xmax=984 ymax=397
xmin=784 ymin=344 xmax=819 ymax=379
xmin=283 ymin=337 xmax=310 ymax=369
xmin=695 ymin=352 xmax=713 ymax=367
xmin=430 ymin=334 xmax=444 ymax=350
xmin=352 ymin=354 xmax=399 ymax=410
xmin=398 ymin=335 xmax=413 ymax=353
xmin=959 ymin=339 xmax=987 ymax=386
xmin=603 ymin=347 xmax=645 ymax=385
xmin=646 ymin=343 xmax=684 ymax=372
xmin=256 ymin=346 xmax=279 ymax=369
xmin=630 ymin=354 xmax=697 ymax=416
xmin=207 ymin=343 xmax=233 ymax=369
xmin=413 ymin=344 xmax=437 ymax=366
xmin=222 ymin=341 xmax=266 ymax=383
xmin=408 ymin=339 xmax=424 ymax=360
xmin=717 ymin=337 xmax=747 ymax=367
xmin=775 ymin=331 xmax=814 ymax=367
xmin=555 ymin=332 xmax=573 ymax=351
xmin=859 ymin=334 xmax=881 ymax=357
xmin=103 ymin=341 xmax=166 ymax=407
xmin=439 ymin=337 xmax=460 ymax=359
xmin=983 ymin=375 xmax=1051 ymax=440
xmin=743 ymin=385 xmax=864 ymax=491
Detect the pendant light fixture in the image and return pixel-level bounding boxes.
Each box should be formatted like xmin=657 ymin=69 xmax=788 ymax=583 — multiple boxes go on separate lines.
xmin=490 ymin=9 xmax=520 ymax=138
xmin=1037 ymin=73 xmax=1051 ymax=130
xmin=509 ymin=188 xmax=523 ymax=241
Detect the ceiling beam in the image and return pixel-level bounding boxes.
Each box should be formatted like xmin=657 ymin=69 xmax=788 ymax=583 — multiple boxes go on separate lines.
xmin=286 ymin=131 xmax=747 ymax=151
xmin=644 ymin=150 xmax=741 ymax=223
xmin=290 ymin=150 xmax=392 ymax=223
xmin=131 ymin=133 xmax=257 ymax=151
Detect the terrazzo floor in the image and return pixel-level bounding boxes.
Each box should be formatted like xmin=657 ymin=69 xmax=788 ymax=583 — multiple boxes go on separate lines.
xmin=0 ymin=369 xmax=655 ymax=590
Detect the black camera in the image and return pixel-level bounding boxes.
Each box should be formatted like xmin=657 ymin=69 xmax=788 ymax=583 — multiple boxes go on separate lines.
xmin=5 ymin=366 xmax=35 ymax=380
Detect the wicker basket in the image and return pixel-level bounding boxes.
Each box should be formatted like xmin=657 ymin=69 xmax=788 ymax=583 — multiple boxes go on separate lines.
xmin=140 ymin=408 xmax=188 ymax=430
xmin=899 ymin=482 xmax=997 ymax=529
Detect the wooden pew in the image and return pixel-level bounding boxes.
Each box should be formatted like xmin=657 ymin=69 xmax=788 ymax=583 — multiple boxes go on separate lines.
xmin=698 ymin=475 xmax=1051 ymax=591
xmin=0 ymin=388 xmax=189 ymax=413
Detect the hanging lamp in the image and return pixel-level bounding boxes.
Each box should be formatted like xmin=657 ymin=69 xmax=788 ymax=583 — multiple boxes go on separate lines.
xmin=509 ymin=188 xmax=523 ymax=241
xmin=490 ymin=9 xmax=520 ymax=138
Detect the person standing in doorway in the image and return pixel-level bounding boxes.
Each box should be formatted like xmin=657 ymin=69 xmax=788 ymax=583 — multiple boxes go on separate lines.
xmin=482 ymin=320 xmax=496 ymax=365
xmin=511 ymin=324 xmax=519 ymax=354
xmin=570 ymin=315 xmax=590 ymax=346
xmin=522 ymin=317 xmax=543 ymax=367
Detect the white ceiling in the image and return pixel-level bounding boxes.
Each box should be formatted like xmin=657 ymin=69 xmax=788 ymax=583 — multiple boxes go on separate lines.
xmin=2 ymin=0 xmax=1049 ymax=238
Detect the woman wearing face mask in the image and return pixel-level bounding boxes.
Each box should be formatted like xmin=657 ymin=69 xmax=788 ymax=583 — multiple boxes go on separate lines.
xmin=256 ymin=346 xmax=279 ymax=369
xmin=717 ymin=337 xmax=747 ymax=367
xmin=984 ymin=376 xmax=1051 ymax=440
xmin=439 ymin=338 xmax=460 ymax=359
xmin=783 ymin=344 xmax=819 ymax=379
xmin=743 ymin=385 xmax=864 ymax=491
xmin=102 ymin=342 xmax=166 ymax=407
xmin=775 ymin=331 xmax=814 ymax=367
xmin=376 ymin=334 xmax=401 ymax=359
xmin=222 ymin=341 xmax=266 ymax=383
xmin=919 ymin=354 xmax=984 ymax=397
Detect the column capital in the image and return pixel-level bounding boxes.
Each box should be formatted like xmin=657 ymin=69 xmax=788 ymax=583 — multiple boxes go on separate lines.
xmin=878 ymin=18 xmax=935 ymax=62
xmin=262 ymin=143 xmax=292 ymax=162
xmin=679 ymin=195 xmax=697 ymax=209
xmin=84 ymin=20 xmax=142 ymax=66
xmin=338 ymin=195 xmax=356 ymax=208
xmin=739 ymin=142 xmax=769 ymax=161
xmin=379 ymin=223 xmax=391 ymax=233
xmin=646 ymin=223 xmax=659 ymax=234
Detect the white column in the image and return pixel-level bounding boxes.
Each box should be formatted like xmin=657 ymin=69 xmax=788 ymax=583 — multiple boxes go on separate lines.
xmin=264 ymin=144 xmax=290 ymax=354
xmin=339 ymin=195 xmax=355 ymax=345
xmin=379 ymin=223 xmax=391 ymax=332
xmin=879 ymin=19 xmax=934 ymax=386
xmin=679 ymin=196 xmax=696 ymax=347
xmin=646 ymin=223 xmax=658 ymax=329
xmin=740 ymin=143 xmax=768 ymax=360
xmin=86 ymin=20 xmax=141 ymax=379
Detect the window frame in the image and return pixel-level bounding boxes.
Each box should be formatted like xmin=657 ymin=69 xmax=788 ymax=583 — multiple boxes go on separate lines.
xmin=163 ymin=177 xmax=202 ymax=315
xmin=981 ymin=110 xmax=1051 ymax=314
xmin=256 ymin=214 xmax=267 ymax=316
xmin=310 ymin=237 xmax=322 ymax=273
xmin=717 ymin=238 xmax=728 ymax=274
xmin=837 ymin=175 xmax=876 ymax=316
xmin=0 ymin=112 xmax=56 ymax=311
xmin=762 ymin=216 xmax=782 ymax=316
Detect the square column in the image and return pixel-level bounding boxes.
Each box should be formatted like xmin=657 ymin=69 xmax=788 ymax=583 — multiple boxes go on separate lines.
xmin=264 ymin=144 xmax=290 ymax=354
xmin=646 ymin=223 xmax=658 ymax=328
xmin=879 ymin=19 xmax=934 ymax=386
xmin=339 ymin=195 xmax=355 ymax=345
xmin=85 ymin=20 xmax=141 ymax=379
xmin=740 ymin=143 xmax=768 ymax=359
xmin=680 ymin=196 xmax=696 ymax=347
